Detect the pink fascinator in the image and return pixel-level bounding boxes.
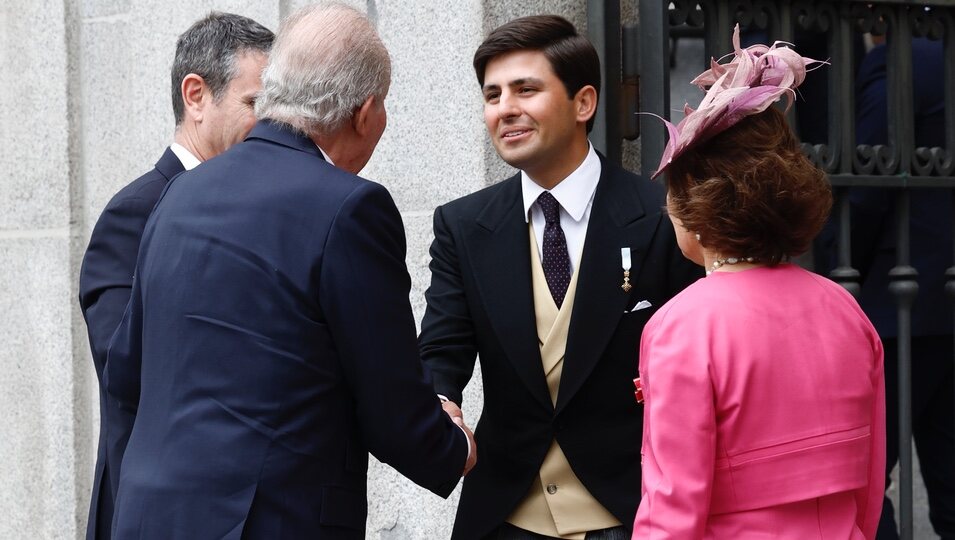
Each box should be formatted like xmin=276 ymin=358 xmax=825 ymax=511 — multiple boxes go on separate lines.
xmin=649 ymin=24 xmax=826 ymax=179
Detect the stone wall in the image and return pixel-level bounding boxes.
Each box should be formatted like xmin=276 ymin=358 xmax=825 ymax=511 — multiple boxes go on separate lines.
xmin=1 ymin=2 xmax=84 ymax=538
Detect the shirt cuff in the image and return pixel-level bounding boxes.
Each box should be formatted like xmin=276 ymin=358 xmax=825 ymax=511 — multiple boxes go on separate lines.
xmin=457 ymin=424 xmax=472 ymax=472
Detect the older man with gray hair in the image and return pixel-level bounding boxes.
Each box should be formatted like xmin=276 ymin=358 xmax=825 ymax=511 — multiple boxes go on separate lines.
xmin=79 ymin=12 xmax=272 ymax=540
xmin=103 ymin=4 xmax=475 ymax=538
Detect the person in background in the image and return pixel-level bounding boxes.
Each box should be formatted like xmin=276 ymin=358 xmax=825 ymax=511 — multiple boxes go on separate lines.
xmin=77 ymin=12 xmax=273 ymax=539
xmin=634 ymin=26 xmax=885 ymax=538
xmin=849 ymin=36 xmax=955 ymax=540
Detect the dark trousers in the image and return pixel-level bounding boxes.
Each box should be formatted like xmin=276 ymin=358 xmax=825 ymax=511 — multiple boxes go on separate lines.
xmin=877 ymin=335 xmax=955 ymax=540
xmin=491 ymin=523 xmax=629 ymax=540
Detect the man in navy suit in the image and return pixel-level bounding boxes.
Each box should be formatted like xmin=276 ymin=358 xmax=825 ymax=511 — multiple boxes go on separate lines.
xmin=419 ymin=16 xmax=700 ymax=539
xmin=105 ymin=4 xmax=475 ymax=538
xmin=848 ymin=38 xmax=955 ymax=540
xmin=78 ymin=12 xmax=273 ymax=540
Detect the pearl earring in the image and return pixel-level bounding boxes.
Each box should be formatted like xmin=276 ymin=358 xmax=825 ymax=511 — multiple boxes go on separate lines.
xmin=694 ymin=233 xmax=701 ymax=241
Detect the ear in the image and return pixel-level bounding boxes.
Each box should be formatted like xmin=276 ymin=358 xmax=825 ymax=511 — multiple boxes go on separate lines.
xmin=352 ymin=95 xmax=378 ymax=137
xmin=574 ymin=85 xmax=598 ymax=125
xmin=180 ymin=73 xmax=208 ymax=122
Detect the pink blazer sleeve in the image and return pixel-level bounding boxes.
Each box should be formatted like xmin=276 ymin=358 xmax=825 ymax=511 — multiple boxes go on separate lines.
xmin=633 ymin=313 xmax=716 ymax=539
xmin=857 ymin=334 xmax=886 ymax=539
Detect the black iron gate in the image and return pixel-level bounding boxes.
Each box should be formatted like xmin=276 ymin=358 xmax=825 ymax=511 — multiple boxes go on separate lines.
xmin=588 ymin=2 xmax=955 ymax=539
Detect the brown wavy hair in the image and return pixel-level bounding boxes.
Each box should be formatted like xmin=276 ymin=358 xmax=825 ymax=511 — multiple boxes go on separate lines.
xmin=473 ymin=15 xmax=601 ymax=132
xmin=665 ymin=106 xmax=832 ymax=265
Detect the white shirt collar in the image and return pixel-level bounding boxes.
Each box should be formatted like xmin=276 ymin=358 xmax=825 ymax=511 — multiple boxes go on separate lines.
xmin=169 ymin=142 xmax=202 ymax=171
xmin=521 ymin=143 xmax=601 ymax=223
xmin=316 ymin=144 xmax=334 ymax=166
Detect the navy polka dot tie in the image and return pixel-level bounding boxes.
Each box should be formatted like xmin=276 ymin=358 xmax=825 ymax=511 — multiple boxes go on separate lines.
xmin=537 ymin=191 xmax=571 ymax=308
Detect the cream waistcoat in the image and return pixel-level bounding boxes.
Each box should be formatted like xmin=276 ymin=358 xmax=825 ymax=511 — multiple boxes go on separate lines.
xmin=506 ymin=225 xmax=620 ymax=539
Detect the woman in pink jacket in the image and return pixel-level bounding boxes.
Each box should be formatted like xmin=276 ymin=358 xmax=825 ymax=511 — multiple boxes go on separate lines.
xmin=632 ymin=27 xmax=885 ymax=539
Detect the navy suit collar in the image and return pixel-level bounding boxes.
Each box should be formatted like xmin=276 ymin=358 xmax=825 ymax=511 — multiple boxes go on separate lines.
xmin=469 ymin=175 xmax=551 ymax=410
xmin=155 ymin=146 xmax=186 ymax=182
xmin=245 ymin=120 xmax=324 ymax=159
xmin=475 ymin=173 xmax=522 ymax=232
xmin=592 ymin=153 xmax=648 ymax=227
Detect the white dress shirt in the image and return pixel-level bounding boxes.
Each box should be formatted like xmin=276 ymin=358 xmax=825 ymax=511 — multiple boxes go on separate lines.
xmin=521 ymin=143 xmax=601 ymax=274
xmin=169 ymin=142 xmax=201 ymax=171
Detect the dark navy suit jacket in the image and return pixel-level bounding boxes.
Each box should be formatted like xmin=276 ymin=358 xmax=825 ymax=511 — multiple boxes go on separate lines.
xmin=104 ymin=120 xmax=468 ymax=539
xmin=848 ymin=39 xmax=951 ymax=338
xmin=78 ymin=147 xmax=184 ymax=540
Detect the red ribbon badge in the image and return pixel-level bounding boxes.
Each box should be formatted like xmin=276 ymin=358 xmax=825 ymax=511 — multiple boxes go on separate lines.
xmin=633 ymin=377 xmax=644 ymax=404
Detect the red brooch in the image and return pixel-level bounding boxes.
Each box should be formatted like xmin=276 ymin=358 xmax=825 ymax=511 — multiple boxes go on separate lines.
xmin=633 ymin=377 xmax=644 ymax=404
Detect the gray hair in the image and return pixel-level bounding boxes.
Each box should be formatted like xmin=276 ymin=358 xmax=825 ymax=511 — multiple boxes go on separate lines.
xmin=254 ymin=3 xmax=391 ymax=135
xmin=171 ymin=12 xmax=274 ymax=125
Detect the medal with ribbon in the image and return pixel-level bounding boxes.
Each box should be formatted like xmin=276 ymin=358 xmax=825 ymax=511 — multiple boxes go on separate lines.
xmin=621 ymin=247 xmax=632 ymax=292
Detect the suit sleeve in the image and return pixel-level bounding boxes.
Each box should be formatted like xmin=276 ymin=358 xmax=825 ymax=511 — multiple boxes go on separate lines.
xmin=857 ymin=332 xmax=886 ymax=539
xmin=79 ymin=195 xmax=157 ymax=378
xmin=319 ymin=182 xmax=467 ymax=497
xmin=417 ymin=205 xmax=479 ymax=405
xmin=102 ymin=264 xmax=145 ymax=501
xmin=633 ymin=312 xmax=716 ymax=539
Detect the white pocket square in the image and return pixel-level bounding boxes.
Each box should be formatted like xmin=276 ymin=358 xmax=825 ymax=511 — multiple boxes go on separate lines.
xmin=626 ymin=300 xmax=652 ymax=313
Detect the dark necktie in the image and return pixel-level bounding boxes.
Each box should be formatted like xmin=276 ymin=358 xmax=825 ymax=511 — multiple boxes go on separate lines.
xmin=537 ymin=191 xmax=571 ymax=308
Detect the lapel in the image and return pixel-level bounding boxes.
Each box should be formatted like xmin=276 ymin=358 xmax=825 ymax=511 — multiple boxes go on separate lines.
xmin=555 ymin=156 xmax=661 ymax=414
xmin=470 ymin=175 xmax=553 ymax=412
xmin=155 ymin=146 xmax=186 ymax=182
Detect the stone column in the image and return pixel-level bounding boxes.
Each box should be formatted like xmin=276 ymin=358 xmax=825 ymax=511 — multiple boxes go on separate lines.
xmin=0 ymin=1 xmax=85 ymax=537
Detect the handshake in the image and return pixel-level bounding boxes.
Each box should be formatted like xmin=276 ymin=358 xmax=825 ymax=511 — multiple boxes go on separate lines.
xmin=441 ymin=399 xmax=478 ymax=477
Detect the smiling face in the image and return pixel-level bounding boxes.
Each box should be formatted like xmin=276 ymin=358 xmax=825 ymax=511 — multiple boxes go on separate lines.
xmin=481 ymin=50 xmax=594 ymax=188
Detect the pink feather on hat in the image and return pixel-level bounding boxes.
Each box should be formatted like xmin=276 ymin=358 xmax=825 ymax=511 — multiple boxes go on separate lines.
xmin=648 ymin=24 xmax=826 ymax=179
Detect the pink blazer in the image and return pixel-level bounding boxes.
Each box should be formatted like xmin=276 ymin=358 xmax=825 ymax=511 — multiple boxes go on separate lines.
xmin=633 ymin=264 xmax=885 ymax=539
